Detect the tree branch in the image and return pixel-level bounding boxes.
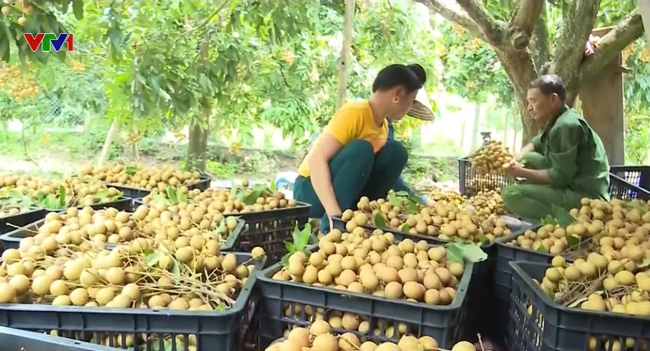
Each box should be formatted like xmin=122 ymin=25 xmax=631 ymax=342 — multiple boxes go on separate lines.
xmin=417 ymin=0 xmax=486 ymax=41
xmin=509 ymin=0 xmax=545 ymax=49
xmin=579 ymin=10 xmax=645 ymax=84
xmin=549 ymin=0 xmax=601 ymax=95
xmin=455 ymin=0 xmax=505 ymax=45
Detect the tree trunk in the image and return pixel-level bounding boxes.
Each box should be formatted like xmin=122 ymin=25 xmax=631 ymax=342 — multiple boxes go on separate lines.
xmin=511 ymin=103 xmax=519 ymax=152
xmin=420 ymin=0 xmax=643 ymax=150
xmin=503 ymin=109 xmax=510 ymax=146
xmin=460 ymin=120 xmax=466 ymax=152
xmin=493 ymin=47 xmax=539 ymax=145
xmin=336 ymin=0 xmax=356 ymax=110
xmin=470 ymin=103 xmax=481 ymax=152
xmin=187 ymin=102 xmax=211 ymax=172
xmin=98 ymin=119 xmax=118 ymax=166
xmin=530 ymin=1 xmax=549 ymax=73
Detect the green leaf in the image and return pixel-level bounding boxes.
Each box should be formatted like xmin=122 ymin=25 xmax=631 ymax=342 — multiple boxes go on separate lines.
xmin=478 ymin=234 xmax=490 ymax=245
xmin=72 ymin=0 xmax=84 ymax=20
xmin=446 ymin=245 xmax=464 ymax=264
xmin=35 ymin=191 xmax=46 ymax=202
xmin=540 ymin=215 xmax=557 ymax=226
xmin=243 ymin=188 xmax=263 ymax=206
xmin=125 ymin=165 xmax=138 ymax=176
xmin=281 ymin=253 xmax=291 ymax=267
xmin=170 ymin=259 xmax=181 ymax=278
xmin=153 ymin=194 xmax=171 ymax=206
xmin=455 ymin=242 xmax=487 ymax=262
xmin=230 ymin=181 xmax=238 ymax=195
xmin=166 ymin=186 xmax=177 ymax=204
xmin=214 ymin=218 xmax=226 ymax=234
xmin=374 ymin=213 xmax=386 ymax=228
xmin=546 ymin=290 xmax=555 ymax=301
xmin=144 ymin=252 xmax=161 ymax=267
xmin=566 ymin=234 xmax=581 ymax=249
xmin=296 ymin=223 xmax=311 ymax=250
xmin=159 ymin=243 xmax=172 ymax=255
xmin=536 ymin=245 xmax=548 ymax=253
xmin=177 ymin=191 xmax=188 ymax=204
xmin=270 ymin=180 xmax=277 ymax=193
xmin=387 ymin=191 xmax=400 ymax=206
xmin=44 ymin=194 xmax=59 ymax=209
xmin=0 ymin=20 xmax=10 ymax=63
xmin=550 ymin=204 xmax=578 ymax=228
xmin=407 ymin=201 xmax=419 ymax=214
xmin=400 ymin=224 xmax=410 ymax=232
xmin=394 ymin=191 xmax=409 ymax=197
xmin=291 ymin=224 xmax=301 ymax=247
xmin=58 ymin=185 xmax=66 ymax=208
xmin=285 ymin=242 xmax=296 ymax=253
xmin=95 ymin=189 xmax=109 ymax=201
xmin=639 ymin=258 xmax=650 ymax=269
xmin=629 ymin=201 xmax=649 ymax=213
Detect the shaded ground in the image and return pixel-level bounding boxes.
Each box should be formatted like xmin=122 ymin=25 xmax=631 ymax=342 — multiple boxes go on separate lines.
xmin=0 ymin=136 xmax=459 ymax=186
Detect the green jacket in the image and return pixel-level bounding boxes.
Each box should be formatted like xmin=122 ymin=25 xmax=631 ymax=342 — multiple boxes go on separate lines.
xmin=531 ymin=106 xmax=610 ymax=200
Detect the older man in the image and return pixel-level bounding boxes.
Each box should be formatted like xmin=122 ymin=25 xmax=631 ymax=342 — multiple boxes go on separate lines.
xmin=501 ymin=75 xmax=610 ymax=223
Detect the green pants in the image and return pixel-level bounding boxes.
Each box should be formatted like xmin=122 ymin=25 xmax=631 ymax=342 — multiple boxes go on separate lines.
xmin=295 ymin=139 xmax=408 ymax=232
xmin=501 ymin=152 xmax=586 ymax=224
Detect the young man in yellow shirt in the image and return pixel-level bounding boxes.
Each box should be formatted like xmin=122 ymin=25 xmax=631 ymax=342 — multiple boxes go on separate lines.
xmin=295 ymin=64 xmax=426 ymax=233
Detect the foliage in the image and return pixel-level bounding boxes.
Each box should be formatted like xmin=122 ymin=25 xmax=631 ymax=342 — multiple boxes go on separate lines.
xmin=2 ymin=0 xmax=443 ymax=159
xmin=436 ymin=19 xmax=513 ymax=105
xmin=622 ymin=38 xmax=650 ymax=165
xmin=281 ymin=223 xmax=313 ymax=267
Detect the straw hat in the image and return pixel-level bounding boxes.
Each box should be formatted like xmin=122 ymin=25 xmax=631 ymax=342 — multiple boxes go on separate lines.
xmin=406 ymin=88 xmax=435 ymax=121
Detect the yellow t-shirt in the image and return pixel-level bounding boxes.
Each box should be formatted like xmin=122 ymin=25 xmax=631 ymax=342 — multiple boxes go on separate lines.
xmin=298 ymin=100 xmax=388 ymax=177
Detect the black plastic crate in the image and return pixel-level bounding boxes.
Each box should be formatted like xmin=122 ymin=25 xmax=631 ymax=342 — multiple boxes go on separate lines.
xmin=331 ymin=214 xmax=499 ymax=276
xmin=133 ymin=199 xmax=311 ymax=264
xmin=331 ymin=215 xmax=451 ymax=246
xmin=331 ymin=213 xmax=527 ymax=344
xmin=0 ymin=326 xmax=120 ymax=351
xmin=1 ymin=211 xmax=244 ymax=252
xmin=494 ymin=227 xmax=565 ymax=304
xmin=610 ymin=165 xmax=650 ymax=191
xmin=0 ymin=253 xmax=265 ymax=351
xmin=493 ymin=227 xmax=570 ymax=348
xmin=0 ymin=208 xmax=46 ymax=235
xmin=0 ymin=199 xmax=134 ymax=250
xmin=256 ymin=253 xmax=474 ymax=349
xmin=609 ymin=173 xmax=650 ymax=200
xmin=458 ymin=157 xmax=517 ymax=197
xmin=106 ymin=176 xmax=212 ymax=200
xmin=508 ymin=261 xmax=650 ymax=351
xmin=236 ymin=203 xmax=311 ymax=264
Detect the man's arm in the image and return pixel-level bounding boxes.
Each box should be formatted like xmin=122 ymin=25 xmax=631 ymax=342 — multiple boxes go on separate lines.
xmin=516 ymin=168 xmax=553 ymax=184
xmin=516 ymin=124 xmax=581 ymax=187
xmin=516 ymin=134 xmax=542 ymax=160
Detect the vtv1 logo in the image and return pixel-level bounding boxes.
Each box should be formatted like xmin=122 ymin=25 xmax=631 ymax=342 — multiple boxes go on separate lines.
xmin=24 ymin=33 xmax=73 ymax=53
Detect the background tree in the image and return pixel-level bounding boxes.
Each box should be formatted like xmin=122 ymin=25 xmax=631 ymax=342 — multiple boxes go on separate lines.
xmin=418 ymin=0 xmax=644 ymax=143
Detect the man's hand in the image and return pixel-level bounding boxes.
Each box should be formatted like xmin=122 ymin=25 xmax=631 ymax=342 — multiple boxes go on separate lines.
xmin=514 ymin=153 xmax=524 ymax=162
xmin=505 ymin=162 xmax=526 ymax=178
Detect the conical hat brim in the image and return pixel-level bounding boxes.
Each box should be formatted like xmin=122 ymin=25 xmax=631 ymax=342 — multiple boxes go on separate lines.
xmin=406 ymin=89 xmax=435 ymax=121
